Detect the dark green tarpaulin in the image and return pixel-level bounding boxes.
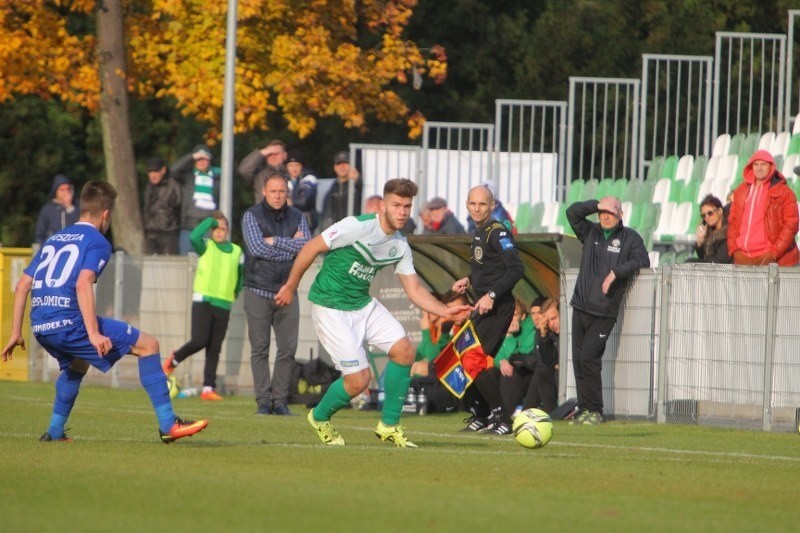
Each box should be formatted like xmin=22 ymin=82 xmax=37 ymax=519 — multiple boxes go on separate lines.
xmin=406 ymin=233 xmax=583 ymax=305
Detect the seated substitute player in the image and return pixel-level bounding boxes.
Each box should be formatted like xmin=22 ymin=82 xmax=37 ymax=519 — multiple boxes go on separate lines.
xmin=275 ymin=178 xmax=470 ymax=447
xmin=1 ymin=181 xmax=208 ymax=444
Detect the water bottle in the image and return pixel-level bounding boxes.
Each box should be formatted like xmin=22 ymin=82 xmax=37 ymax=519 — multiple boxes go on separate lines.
xmin=416 ymin=387 xmax=428 ymax=416
xmin=403 ymin=387 xmax=417 ymax=413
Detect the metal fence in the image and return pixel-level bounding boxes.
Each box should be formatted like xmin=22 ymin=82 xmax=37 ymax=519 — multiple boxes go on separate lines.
xmin=24 ymin=253 xmax=800 ymax=433
xmin=560 ymin=263 xmax=800 ymax=433
xmin=639 ymin=54 xmax=714 ymax=174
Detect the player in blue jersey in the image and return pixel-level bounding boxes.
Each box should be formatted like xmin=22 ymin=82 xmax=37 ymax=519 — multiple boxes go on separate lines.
xmin=1 ymin=181 xmax=208 ymax=444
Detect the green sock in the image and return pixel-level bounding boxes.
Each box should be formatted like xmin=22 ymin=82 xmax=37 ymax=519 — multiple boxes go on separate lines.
xmin=312 ymin=378 xmax=352 ymax=422
xmin=381 ymin=360 xmax=412 ymax=426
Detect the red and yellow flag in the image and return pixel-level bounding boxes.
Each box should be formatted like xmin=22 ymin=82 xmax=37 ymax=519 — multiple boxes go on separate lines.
xmin=433 ymin=320 xmax=483 ymax=398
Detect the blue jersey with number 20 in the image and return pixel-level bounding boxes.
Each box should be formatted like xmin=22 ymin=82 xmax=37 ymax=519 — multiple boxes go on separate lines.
xmin=24 ymin=222 xmax=111 ymax=335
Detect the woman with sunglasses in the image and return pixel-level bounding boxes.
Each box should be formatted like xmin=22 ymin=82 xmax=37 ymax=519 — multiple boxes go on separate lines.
xmin=694 ymin=194 xmax=731 ymax=263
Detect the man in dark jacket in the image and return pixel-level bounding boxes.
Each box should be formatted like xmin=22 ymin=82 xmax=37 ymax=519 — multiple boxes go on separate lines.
xmin=242 ymin=172 xmax=311 ymax=415
xmin=566 ymin=196 xmax=649 ymax=425
xmin=424 ymin=197 xmax=466 ymax=235
xmin=238 ymin=139 xmax=289 ymax=204
xmin=172 ymin=144 xmax=221 ymax=255
xmin=34 ymin=174 xmax=79 ymax=247
xmin=142 ymin=157 xmax=182 ymax=255
xmin=285 ymin=149 xmax=319 ymax=233
xmin=320 ymin=151 xmax=361 ymax=230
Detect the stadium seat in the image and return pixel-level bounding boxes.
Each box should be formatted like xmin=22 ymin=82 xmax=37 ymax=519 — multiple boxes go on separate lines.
xmin=635 ymin=179 xmax=655 ymax=204
xmin=781 ymin=154 xmax=799 ymax=181
xmin=675 ymin=250 xmax=693 ymax=264
xmin=757 ymin=132 xmax=775 ymax=152
xmin=529 ymin=202 xmax=546 ymax=231
xmin=680 ymin=180 xmax=700 ymax=203
xmin=740 ymin=132 xmax=760 ymax=160
xmin=515 ymin=202 xmax=533 ymax=232
xmin=728 ymin=133 xmax=745 ymax=158
xmin=583 ymin=178 xmax=598 ymax=200
xmin=661 ymin=155 xmax=679 ymax=180
xmin=622 ymin=179 xmax=639 ymax=202
xmin=652 ymin=178 xmax=671 ymax=204
xmin=787 ymin=133 xmax=800 ymax=157
xmin=696 ymin=178 xmax=715 ymax=202
xmin=648 ymin=251 xmax=661 ymax=268
xmin=565 ymin=180 xmax=584 ymax=204
xmin=716 ymin=154 xmax=739 ymax=184
xmin=703 ymin=155 xmax=722 ymax=181
xmin=595 ymin=178 xmax=615 ymax=198
xmin=652 ymin=201 xmax=677 ymax=241
xmin=609 ymin=178 xmax=627 ymax=199
xmin=668 ymin=180 xmax=685 ymax=203
xmin=690 ymin=155 xmax=708 ymax=183
xmin=541 ymin=201 xmax=560 ymax=231
xmin=646 ymin=156 xmax=664 ymax=182
xmin=674 ymin=155 xmax=694 ymax=182
xmin=659 ymin=250 xmax=677 ymax=265
xmin=772 ymin=131 xmax=791 ymax=159
xmin=639 ymin=202 xmax=661 ymax=230
xmin=626 ymin=202 xmax=642 ymax=229
xmin=712 ymin=134 xmax=731 ymax=157
xmin=621 ymin=201 xmax=633 ymax=227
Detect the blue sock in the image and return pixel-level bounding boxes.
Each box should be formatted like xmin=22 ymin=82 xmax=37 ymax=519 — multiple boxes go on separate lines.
xmin=49 ymin=368 xmax=84 ymax=438
xmin=138 ymin=354 xmax=176 ymax=433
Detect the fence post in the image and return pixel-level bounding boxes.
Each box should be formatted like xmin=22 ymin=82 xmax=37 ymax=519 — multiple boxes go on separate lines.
xmin=762 ymin=264 xmax=779 ymax=432
xmin=655 ymin=264 xmax=672 ymax=424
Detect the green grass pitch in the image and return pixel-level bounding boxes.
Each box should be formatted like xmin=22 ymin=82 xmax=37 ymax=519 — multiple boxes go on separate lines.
xmin=1 ymin=381 xmax=798 ymax=532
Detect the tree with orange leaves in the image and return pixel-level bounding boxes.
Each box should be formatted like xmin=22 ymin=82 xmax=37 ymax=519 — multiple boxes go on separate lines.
xmin=0 ymin=0 xmax=445 ymax=251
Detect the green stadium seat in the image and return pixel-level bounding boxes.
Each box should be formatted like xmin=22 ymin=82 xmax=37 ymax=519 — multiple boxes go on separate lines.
xmin=622 ymin=179 xmax=639 ymax=202
xmin=596 ymin=178 xmax=614 ymax=198
xmin=787 ymin=133 xmax=800 ymax=157
xmin=565 ymin=180 xmax=584 ymax=204
xmin=625 ymin=203 xmax=642 ymax=229
xmin=640 ymin=203 xmax=661 ymax=230
xmin=609 ymin=178 xmax=627 ymax=199
xmin=635 ymin=179 xmax=655 ymax=203
xmin=646 ymin=156 xmax=664 ymax=182
xmin=667 ymin=180 xmax=685 ymax=202
xmin=680 ymin=180 xmax=700 ymax=203
xmin=582 ymin=178 xmax=598 ymax=200
xmin=515 ymin=202 xmax=533 ymax=232
xmin=661 ymin=155 xmax=679 ymax=180
xmin=659 ymin=250 xmax=677 ymax=265
xmin=690 ymin=155 xmax=707 ymax=183
xmin=740 ymin=132 xmax=760 ymax=160
xmin=675 ymin=250 xmax=693 ymax=264
xmin=728 ymin=133 xmax=745 ymax=158
xmin=529 ymin=202 xmax=546 ymax=231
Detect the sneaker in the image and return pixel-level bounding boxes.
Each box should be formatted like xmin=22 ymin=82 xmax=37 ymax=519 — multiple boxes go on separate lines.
xmin=162 ymin=352 xmax=176 ymax=376
xmin=568 ymin=410 xmax=589 ymax=425
xmin=159 ymin=417 xmax=209 ymax=444
xmin=307 ymin=409 xmax=345 ymax=445
xmin=272 ymin=403 xmax=293 ymax=416
xmin=478 ymin=419 xmax=512 ymax=435
xmin=375 ymin=421 xmax=418 ymax=448
xmin=201 ymin=390 xmax=223 ymax=401
xmin=39 ymin=432 xmax=72 ymax=442
xmin=256 ymin=402 xmax=272 ymax=415
xmin=461 ymin=414 xmax=489 ymax=432
xmin=581 ymin=411 xmax=604 ymax=425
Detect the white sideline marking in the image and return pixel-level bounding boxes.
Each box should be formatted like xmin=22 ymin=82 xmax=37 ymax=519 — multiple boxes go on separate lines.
xmin=3 ymin=394 xmax=798 ymax=463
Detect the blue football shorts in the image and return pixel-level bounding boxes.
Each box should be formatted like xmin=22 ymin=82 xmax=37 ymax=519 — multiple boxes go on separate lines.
xmin=36 ymin=317 xmax=141 ymax=373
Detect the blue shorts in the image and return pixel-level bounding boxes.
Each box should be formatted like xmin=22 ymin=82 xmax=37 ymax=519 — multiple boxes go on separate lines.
xmin=36 ymin=317 xmax=141 ymax=373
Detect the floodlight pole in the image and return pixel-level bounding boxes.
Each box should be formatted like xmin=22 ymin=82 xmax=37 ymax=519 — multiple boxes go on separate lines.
xmin=220 ymin=0 xmax=238 ymax=223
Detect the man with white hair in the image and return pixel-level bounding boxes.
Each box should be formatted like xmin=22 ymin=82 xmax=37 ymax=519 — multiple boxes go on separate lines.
xmin=566 ymin=196 xmax=649 ymax=425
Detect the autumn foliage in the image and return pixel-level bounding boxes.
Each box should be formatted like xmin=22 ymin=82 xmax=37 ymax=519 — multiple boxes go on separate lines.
xmin=0 ymin=0 xmax=446 ymax=139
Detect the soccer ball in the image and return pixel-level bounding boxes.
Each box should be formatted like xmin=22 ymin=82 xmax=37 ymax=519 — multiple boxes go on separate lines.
xmin=166 ymin=375 xmax=180 ymax=399
xmin=512 ymin=408 xmax=554 ymax=449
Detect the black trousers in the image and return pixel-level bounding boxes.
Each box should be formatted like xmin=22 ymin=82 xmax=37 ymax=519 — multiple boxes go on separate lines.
xmin=174 ymin=301 xmax=231 ymax=389
xmin=571 ymin=308 xmax=615 ymax=414
xmin=523 ymin=362 xmax=558 ymax=413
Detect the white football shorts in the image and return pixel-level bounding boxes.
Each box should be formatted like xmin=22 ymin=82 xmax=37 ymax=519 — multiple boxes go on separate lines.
xmin=311 ymin=298 xmax=406 ymax=375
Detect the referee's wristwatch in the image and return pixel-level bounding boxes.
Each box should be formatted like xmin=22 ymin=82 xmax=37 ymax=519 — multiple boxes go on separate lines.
xmin=487 ymin=290 xmax=496 ymax=300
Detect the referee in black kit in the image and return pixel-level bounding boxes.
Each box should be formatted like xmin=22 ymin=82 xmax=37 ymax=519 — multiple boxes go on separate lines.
xmin=451 ymin=185 xmax=524 ymax=435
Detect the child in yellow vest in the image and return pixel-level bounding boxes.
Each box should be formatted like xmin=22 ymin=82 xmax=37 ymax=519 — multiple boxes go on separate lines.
xmin=164 ymin=211 xmax=243 ymax=400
